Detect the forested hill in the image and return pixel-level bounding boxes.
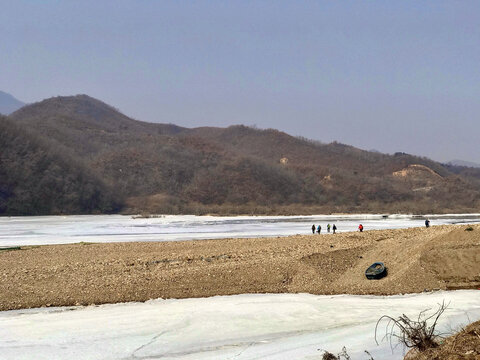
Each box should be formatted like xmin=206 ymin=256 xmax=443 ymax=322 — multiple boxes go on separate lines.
xmin=4 ymin=94 xmax=480 ymax=215
xmin=0 ymin=115 xmax=120 ymax=215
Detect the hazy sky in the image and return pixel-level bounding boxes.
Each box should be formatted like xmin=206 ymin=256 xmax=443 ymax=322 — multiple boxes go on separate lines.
xmin=2 ymin=1 xmax=479 ymax=163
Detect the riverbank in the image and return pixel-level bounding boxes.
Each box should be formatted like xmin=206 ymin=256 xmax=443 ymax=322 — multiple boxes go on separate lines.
xmin=405 ymin=319 xmax=480 ymax=359
xmin=1 ymin=224 xmax=479 ymax=311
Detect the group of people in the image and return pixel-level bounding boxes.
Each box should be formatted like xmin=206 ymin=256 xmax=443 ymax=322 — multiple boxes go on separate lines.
xmin=311 ymin=223 xmax=364 ymax=234
xmin=311 ymin=223 xmax=337 ymax=234
xmin=311 ymin=219 xmax=431 ymax=235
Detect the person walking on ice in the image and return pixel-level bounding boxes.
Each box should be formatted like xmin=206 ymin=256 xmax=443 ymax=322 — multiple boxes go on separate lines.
xmin=358 ymin=224 xmax=363 ymax=232
xmin=317 ymin=225 xmax=321 ymax=234
xmin=327 ymin=224 xmax=331 ymax=233
xmin=425 ymin=219 xmax=430 ymax=228
xmin=332 ymin=224 xmax=337 ymax=234
xmin=312 ymin=224 xmax=316 ymax=234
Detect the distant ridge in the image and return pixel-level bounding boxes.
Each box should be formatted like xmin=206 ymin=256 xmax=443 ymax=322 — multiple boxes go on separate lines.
xmin=0 ymin=91 xmax=25 ymax=115
xmin=447 ymin=159 xmax=480 ymax=168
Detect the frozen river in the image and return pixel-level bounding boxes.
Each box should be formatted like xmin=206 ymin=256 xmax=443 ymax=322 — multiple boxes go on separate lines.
xmin=1 ymin=213 xmax=480 ymax=247
xmin=1 ymin=290 xmax=479 ymax=360
xmin=2 ymin=215 xmax=480 ymax=359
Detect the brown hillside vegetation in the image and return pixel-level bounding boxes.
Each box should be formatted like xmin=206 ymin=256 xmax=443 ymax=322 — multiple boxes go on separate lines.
xmin=5 ymin=94 xmax=480 ymax=215
xmin=445 ymin=163 xmax=480 ymax=190
xmin=0 ymin=224 xmax=479 ymax=311
xmin=0 ymin=116 xmax=120 ymax=215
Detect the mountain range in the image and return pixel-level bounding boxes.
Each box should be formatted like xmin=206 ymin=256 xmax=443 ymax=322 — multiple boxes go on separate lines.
xmin=1 ymin=94 xmax=480 ymax=215
xmin=447 ymin=159 xmax=480 ymax=169
xmin=0 ymin=91 xmax=25 ymax=115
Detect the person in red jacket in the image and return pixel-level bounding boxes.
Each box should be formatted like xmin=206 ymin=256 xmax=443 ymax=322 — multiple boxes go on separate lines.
xmin=358 ymin=224 xmax=364 ymax=232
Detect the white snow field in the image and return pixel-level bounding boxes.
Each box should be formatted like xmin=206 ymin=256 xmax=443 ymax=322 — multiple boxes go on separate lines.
xmin=1 ymin=213 xmax=480 ymax=247
xmin=1 ymin=291 xmax=479 ymax=360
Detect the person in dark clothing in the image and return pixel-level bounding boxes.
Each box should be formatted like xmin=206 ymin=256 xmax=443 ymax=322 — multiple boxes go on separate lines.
xmin=317 ymin=225 xmax=321 ymax=234
xmin=332 ymin=224 xmax=337 ymax=234
xmin=312 ymin=225 xmax=316 ymax=234
xmin=425 ymin=219 xmax=430 ymax=228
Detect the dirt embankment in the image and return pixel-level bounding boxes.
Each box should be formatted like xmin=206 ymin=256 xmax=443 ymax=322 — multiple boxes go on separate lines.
xmin=405 ymin=320 xmax=480 ymax=359
xmin=0 ymin=224 xmax=479 ymax=311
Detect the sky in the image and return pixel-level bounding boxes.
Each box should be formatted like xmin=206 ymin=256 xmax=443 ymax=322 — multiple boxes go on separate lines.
xmin=1 ymin=1 xmax=479 ymax=163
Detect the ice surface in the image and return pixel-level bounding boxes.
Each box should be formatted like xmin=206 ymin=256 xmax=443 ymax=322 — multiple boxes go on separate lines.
xmin=1 ymin=214 xmax=480 ymax=247
xmin=1 ymin=291 xmax=480 ymax=360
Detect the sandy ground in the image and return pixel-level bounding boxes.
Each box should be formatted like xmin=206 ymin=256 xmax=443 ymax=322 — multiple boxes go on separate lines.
xmin=0 ymin=224 xmax=479 ymax=311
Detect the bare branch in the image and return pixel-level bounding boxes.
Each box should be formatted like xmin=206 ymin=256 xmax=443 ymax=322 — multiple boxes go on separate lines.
xmin=375 ymin=302 xmax=449 ymax=352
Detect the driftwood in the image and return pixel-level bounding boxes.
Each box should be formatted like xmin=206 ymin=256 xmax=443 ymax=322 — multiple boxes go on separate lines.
xmin=321 ymin=347 xmax=374 ymax=360
xmin=375 ymin=301 xmax=449 ymax=352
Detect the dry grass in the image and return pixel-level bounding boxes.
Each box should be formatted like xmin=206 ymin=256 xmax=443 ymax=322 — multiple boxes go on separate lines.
xmin=405 ymin=320 xmax=480 ymax=359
